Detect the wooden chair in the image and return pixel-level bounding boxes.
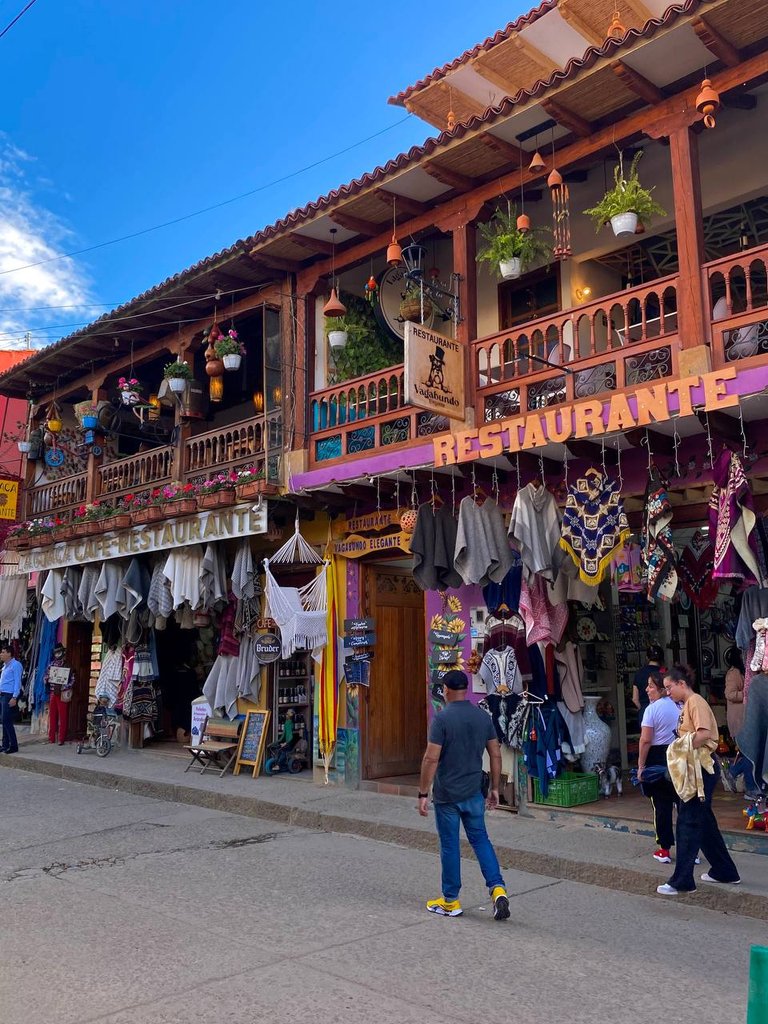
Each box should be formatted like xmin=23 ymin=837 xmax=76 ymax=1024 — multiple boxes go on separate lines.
xmin=184 ymin=715 xmax=243 ymax=777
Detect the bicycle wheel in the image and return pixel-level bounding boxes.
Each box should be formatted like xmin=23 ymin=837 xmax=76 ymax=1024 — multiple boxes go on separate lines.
xmin=96 ymin=735 xmax=111 ymax=757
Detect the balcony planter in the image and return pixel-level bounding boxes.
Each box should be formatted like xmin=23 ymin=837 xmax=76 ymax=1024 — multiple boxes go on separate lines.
xmin=236 ymin=479 xmax=278 ymax=500
xmin=104 ymin=513 xmax=132 ymax=531
xmin=499 ymin=258 xmax=522 ymax=280
xmin=131 ymin=506 xmax=165 ymax=525
xmin=163 ymin=498 xmax=197 ymax=517
xmin=72 ymin=522 xmax=91 ymax=538
xmin=198 ymin=489 xmax=236 ymax=510
xmin=33 ymin=533 xmax=54 ymax=547
xmin=4 ymin=536 xmax=20 ymax=550
xmin=82 ymin=415 xmax=99 ymax=429
xmin=54 ymin=526 xmax=75 ymax=543
xmin=222 ymin=353 xmax=242 ymax=371
xmin=610 ymin=212 xmax=638 ymax=237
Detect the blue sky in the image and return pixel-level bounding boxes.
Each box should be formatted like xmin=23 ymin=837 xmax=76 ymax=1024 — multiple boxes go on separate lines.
xmin=0 ymin=0 xmax=521 ymax=349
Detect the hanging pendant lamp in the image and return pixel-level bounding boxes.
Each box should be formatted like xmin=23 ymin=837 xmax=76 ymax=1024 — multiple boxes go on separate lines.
xmin=387 ymin=197 xmax=402 ymax=267
xmin=322 ymin=228 xmax=347 ymax=319
xmin=528 ymin=149 xmax=545 ymax=173
xmin=696 ymin=78 xmax=720 ymax=129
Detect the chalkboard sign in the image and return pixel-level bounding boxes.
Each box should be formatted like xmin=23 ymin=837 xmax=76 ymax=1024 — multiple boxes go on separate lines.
xmin=234 ymin=709 xmax=271 ymax=777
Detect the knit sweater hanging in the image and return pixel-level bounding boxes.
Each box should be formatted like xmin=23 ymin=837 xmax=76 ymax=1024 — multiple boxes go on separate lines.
xmin=559 ymin=469 xmax=629 ymax=585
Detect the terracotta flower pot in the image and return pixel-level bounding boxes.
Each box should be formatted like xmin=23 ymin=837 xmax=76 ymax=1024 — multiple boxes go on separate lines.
xmin=163 ymin=498 xmax=197 ymax=517
xmin=105 ymin=513 xmax=132 ymax=531
xmin=33 ymin=534 xmax=54 ymax=547
xmin=198 ymin=489 xmax=236 ymax=510
xmin=72 ymin=521 xmax=90 ymax=538
xmin=235 ymin=480 xmax=265 ymax=500
xmin=131 ymin=506 xmax=165 ymax=525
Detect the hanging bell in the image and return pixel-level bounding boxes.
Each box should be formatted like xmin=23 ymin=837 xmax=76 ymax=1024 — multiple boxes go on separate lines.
xmin=696 ymin=78 xmax=720 ymax=129
xmin=322 ymin=287 xmax=347 ymax=319
xmin=547 ymin=168 xmax=563 ymax=189
xmin=528 ymin=150 xmax=545 ymax=173
xmin=446 ymin=108 xmax=457 ymax=132
xmin=607 ymin=9 xmax=626 ymax=38
xmin=516 ymin=213 xmax=530 ymax=233
xmin=386 ymin=234 xmax=403 ymax=267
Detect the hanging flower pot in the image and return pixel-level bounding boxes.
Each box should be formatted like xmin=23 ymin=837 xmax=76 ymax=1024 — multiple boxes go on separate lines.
xmin=82 ymin=415 xmax=99 ymax=429
xmin=328 ymin=330 xmax=348 ymax=350
xmin=167 ymin=376 xmax=186 ymax=394
xmin=610 ymin=212 xmax=638 ymax=237
xmin=16 ymin=440 xmax=31 ymax=454
xmin=46 ymin=416 xmax=63 ymax=433
xmin=499 ymin=258 xmax=522 ymax=280
xmin=222 ymin=353 xmax=242 ymax=371
xmin=121 ymin=391 xmax=141 ymax=406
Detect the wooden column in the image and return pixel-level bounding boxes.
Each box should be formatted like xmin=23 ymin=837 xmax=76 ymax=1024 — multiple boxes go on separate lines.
xmin=668 ymin=125 xmax=708 ymax=348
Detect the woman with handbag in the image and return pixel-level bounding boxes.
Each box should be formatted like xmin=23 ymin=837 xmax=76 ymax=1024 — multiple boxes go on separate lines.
xmin=46 ymin=642 xmax=74 ymax=745
xmin=636 ymin=672 xmax=680 ymax=864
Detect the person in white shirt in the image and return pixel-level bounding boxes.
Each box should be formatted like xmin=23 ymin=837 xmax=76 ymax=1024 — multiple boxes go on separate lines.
xmin=637 ymin=673 xmax=680 ymax=864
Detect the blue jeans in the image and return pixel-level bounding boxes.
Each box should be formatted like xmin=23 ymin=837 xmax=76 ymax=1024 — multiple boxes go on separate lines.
xmin=0 ymin=693 xmax=18 ymax=751
xmin=731 ymin=753 xmax=759 ymax=793
xmin=433 ymin=791 xmax=505 ymax=901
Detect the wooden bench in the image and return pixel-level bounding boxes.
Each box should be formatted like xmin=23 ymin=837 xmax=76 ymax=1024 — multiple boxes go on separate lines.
xmin=184 ymin=715 xmax=243 ymax=777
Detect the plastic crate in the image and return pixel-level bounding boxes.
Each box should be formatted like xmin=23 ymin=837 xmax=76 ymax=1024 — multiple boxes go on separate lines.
xmin=532 ymin=771 xmax=599 ymax=807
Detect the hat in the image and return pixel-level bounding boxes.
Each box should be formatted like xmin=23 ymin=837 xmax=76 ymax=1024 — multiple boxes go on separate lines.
xmin=442 ymin=670 xmax=469 ymax=691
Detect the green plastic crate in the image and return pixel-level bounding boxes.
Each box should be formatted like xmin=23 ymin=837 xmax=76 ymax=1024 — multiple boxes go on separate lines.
xmin=532 ymin=771 xmax=599 ymax=807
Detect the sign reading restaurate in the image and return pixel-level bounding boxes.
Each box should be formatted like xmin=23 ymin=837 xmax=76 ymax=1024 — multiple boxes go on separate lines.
xmin=17 ymin=504 xmax=269 ymax=573
xmin=404 ymin=322 xmax=465 ymax=421
xmin=432 ymin=367 xmax=741 ymax=466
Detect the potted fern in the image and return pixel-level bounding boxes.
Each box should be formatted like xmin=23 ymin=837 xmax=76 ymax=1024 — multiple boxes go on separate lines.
xmin=163 ymin=360 xmax=193 ymax=393
xmin=324 ymin=315 xmax=353 ymax=351
xmin=476 ymin=205 xmax=551 ymax=280
xmin=584 ymin=151 xmax=666 ymax=237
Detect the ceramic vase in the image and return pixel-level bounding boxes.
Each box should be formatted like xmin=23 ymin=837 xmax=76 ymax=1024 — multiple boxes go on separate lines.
xmin=580 ymin=695 xmax=611 ymax=774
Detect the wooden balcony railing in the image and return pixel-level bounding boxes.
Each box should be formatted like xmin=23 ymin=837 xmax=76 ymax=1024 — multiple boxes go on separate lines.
xmin=184 ymin=414 xmax=282 ymax=483
xmin=309 ymin=365 xmax=449 ymax=465
xmin=97 ymin=446 xmax=175 ymax=499
xmin=705 ymin=242 xmax=768 ymax=368
xmin=473 ymin=275 xmax=679 ymax=422
xmin=25 ymin=472 xmax=87 ymax=519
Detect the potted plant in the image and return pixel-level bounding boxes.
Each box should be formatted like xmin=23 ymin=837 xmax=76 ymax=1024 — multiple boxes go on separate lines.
xmin=159 ymin=482 xmax=198 ymax=516
xmin=235 ymin=466 xmax=278 ymax=499
xmin=54 ymin=518 xmax=75 ymax=543
xmin=476 ymin=205 xmax=551 ymax=280
xmin=127 ymin=490 xmax=165 ymax=524
xmin=117 ymin=377 xmax=142 ymax=406
xmin=329 ymin=293 xmax=403 ymax=383
xmin=28 ymin=516 xmax=57 ymax=546
xmin=214 ymin=329 xmax=246 ymax=371
xmin=399 ymin=283 xmax=435 ymax=324
xmin=72 ymin=501 xmax=114 ymax=536
xmin=74 ymin=400 xmax=99 ymax=429
xmin=197 ymin=471 xmax=238 ymax=509
xmin=583 ymin=151 xmax=666 ymax=237
xmin=163 ymin=360 xmax=193 ymax=394
xmin=324 ymin=316 xmax=352 ymax=351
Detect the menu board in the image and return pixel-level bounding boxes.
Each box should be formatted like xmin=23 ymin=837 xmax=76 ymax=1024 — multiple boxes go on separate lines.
xmin=234 ymin=710 xmax=271 ymax=777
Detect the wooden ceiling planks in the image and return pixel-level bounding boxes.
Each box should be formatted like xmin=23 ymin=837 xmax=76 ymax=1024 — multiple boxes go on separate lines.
xmin=694 ymin=1 xmax=763 ymax=54
xmin=558 ymin=0 xmax=652 ymax=47
xmin=404 ymin=81 xmax=484 ymax=131
xmin=472 ymin=31 xmax=560 ymax=99
xmin=545 ymin=64 xmax=638 ymax=123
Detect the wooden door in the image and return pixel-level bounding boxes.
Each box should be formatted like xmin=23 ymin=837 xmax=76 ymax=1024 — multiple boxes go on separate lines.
xmin=363 ymin=566 xmax=427 ymax=779
xmin=65 ymin=621 xmax=94 ymax=740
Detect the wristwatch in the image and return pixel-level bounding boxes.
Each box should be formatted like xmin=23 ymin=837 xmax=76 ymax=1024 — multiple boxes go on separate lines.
xmin=418 ymin=791 xmax=429 ymax=799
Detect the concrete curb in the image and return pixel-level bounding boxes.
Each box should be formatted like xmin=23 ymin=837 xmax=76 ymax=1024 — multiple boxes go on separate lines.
xmin=4 ymin=751 xmax=766 ymax=922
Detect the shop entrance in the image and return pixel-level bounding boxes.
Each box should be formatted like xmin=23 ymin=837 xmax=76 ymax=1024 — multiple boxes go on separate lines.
xmin=363 ymin=565 xmax=426 ymax=779
xmin=66 ymin=620 xmax=94 ymax=739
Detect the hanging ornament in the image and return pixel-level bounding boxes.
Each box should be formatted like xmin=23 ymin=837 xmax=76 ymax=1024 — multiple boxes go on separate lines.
xmin=323 ymin=287 xmax=346 ymax=318
xmin=607 ymin=8 xmax=626 ymax=39
xmin=528 ymin=149 xmax=545 ymax=173
xmin=204 ymin=333 xmax=224 ymax=378
xmin=551 ymin=181 xmax=571 ymax=260
xmin=516 ymin=212 xmax=530 ymax=233
xmin=364 ymin=262 xmax=378 ymax=307
xmin=387 ymin=197 xmax=402 ymax=267
xmin=45 ymin=401 xmax=62 ymax=434
xmin=696 ymin=78 xmax=720 ymax=129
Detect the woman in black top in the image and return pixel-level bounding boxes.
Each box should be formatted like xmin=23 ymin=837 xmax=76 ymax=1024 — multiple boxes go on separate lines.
xmin=632 ymin=643 xmax=665 ymax=728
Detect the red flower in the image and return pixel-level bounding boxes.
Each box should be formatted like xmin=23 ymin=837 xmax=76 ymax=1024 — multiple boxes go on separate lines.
xmin=151 ymin=489 xmax=161 ymax=498
xmin=123 ymin=493 xmax=134 ymax=504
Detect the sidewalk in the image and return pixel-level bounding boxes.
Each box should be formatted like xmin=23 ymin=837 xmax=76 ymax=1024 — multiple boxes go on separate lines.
xmin=3 ymin=732 xmax=767 ymax=921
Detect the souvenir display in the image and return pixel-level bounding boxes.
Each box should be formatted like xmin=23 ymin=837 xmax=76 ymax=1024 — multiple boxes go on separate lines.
xmin=709 ymin=448 xmax=762 ymax=587
xmin=642 ymin=467 xmax=677 ymax=602
xmin=508 ymin=482 xmax=561 ymax=581
xmin=559 ymin=469 xmax=629 ymax=585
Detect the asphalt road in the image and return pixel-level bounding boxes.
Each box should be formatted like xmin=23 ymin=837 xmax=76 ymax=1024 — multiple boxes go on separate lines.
xmin=0 ymin=767 xmax=762 ymax=1024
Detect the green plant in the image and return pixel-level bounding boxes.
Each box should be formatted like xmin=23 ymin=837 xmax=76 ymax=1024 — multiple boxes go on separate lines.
xmin=163 ymin=360 xmax=193 ymax=380
xmin=214 ymin=329 xmax=246 ymax=358
xmin=583 ymin=151 xmax=666 ymax=230
xmin=476 ymin=205 xmax=551 ymax=277
xmin=330 ymin=293 xmax=402 ymax=382
xmin=324 ymin=315 xmax=355 ymax=337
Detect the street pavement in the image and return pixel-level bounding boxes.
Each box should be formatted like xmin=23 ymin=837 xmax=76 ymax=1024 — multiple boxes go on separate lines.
xmin=0 ymin=766 xmax=764 ymax=1024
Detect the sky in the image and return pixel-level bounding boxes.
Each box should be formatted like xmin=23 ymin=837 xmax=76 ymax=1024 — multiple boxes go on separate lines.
xmin=0 ymin=0 xmax=524 ymax=350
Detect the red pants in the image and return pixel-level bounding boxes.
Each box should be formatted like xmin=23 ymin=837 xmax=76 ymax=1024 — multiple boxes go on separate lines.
xmin=48 ymin=692 xmax=69 ymax=744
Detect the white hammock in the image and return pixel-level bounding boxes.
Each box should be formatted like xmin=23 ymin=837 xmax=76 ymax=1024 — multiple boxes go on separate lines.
xmin=269 ymin=512 xmax=323 ymax=565
xmin=263 ymin=557 xmax=328 ymax=658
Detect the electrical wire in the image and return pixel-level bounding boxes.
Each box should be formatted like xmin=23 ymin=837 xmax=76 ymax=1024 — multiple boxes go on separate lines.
xmin=0 ymin=0 xmax=38 ymax=42
xmin=0 ymin=113 xmax=414 ymax=280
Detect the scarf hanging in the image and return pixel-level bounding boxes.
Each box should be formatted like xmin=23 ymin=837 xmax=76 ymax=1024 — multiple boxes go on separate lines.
xmin=642 ymin=467 xmax=678 ymax=602
xmin=709 ymin=448 xmax=762 ymax=586
xmin=559 ymin=469 xmax=629 ymax=585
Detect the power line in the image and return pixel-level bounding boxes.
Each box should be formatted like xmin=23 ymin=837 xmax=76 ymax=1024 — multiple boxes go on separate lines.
xmin=0 ymin=112 xmax=414 ymax=280
xmin=0 ymin=0 xmax=38 ymax=41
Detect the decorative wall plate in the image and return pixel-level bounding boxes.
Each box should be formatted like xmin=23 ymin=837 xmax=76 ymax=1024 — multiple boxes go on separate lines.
xmin=577 ymin=617 xmax=597 ymax=642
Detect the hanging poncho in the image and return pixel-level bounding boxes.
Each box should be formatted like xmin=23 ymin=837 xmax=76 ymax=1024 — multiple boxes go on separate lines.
xmin=454 ymin=496 xmax=513 ymax=586
xmin=642 ymin=467 xmax=678 ymax=602
xmin=411 ymin=503 xmax=462 ymax=591
xmin=678 ymin=530 xmax=719 ymax=610
xmin=508 ymin=482 xmax=561 ymax=581
xmin=709 ymin=448 xmax=762 ymax=587
xmin=559 ymin=469 xmax=629 ymax=585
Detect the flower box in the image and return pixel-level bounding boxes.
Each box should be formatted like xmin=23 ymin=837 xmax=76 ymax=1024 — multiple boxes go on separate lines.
xmin=163 ymin=498 xmax=197 ymax=517
xmin=72 ymin=522 xmax=91 ymax=538
xmin=54 ymin=527 xmax=75 ymax=543
xmin=198 ymin=489 xmax=236 ymax=510
xmin=104 ymin=513 xmax=132 ymax=531
xmin=132 ymin=506 xmax=165 ymax=525
xmin=33 ymin=533 xmax=54 ymax=547
xmin=236 ymin=479 xmax=278 ymax=500
xmin=4 ymin=535 xmax=20 ymax=550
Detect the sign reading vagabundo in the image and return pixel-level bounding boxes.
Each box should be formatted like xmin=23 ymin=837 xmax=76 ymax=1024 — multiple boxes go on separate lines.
xmin=18 ymin=504 xmax=268 ymax=573
xmin=405 ymin=322 xmax=465 ymax=420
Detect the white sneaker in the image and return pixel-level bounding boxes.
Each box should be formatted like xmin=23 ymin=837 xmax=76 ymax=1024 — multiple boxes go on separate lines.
xmin=694 ymin=856 xmax=701 ymax=865
xmin=656 ymin=884 xmax=696 ymax=896
xmin=700 ymin=873 xmax=741 ymax=885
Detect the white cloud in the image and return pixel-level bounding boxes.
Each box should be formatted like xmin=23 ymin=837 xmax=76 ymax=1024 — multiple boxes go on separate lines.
xmin=0 ymin=136 xmax=95 ymax=349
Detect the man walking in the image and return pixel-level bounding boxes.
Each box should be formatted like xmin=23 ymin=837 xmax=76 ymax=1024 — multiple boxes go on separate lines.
xmin=418 ymin=669 xmax=509 ymax=920
xmin=0 ymin=646 xmax=23 ymax=754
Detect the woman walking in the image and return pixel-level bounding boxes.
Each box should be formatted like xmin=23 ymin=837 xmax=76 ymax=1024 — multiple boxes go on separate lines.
xmin=656 ymin=667 xmax=740 ymax=896
xmin=637 ymin=673 xmax=680 ymax=863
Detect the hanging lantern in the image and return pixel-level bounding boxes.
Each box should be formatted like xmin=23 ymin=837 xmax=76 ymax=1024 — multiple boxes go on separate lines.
xmin=386 ymin=234 xmax=402 ymax=267
xmin=547 ymin=168 xmax=563 ymax=189
xmin=322 ymin=287 xmax=347 ymax=318
xmin=516 ymin=213 xmax=530 ymax=233
xmin=252 ymin=390 xmax=264 ymax=413
xmin=607 ymin=8 xmax=626 ymax=38
xmin=147 ymin=394 xmax=161 ymax=421
xmin=696 ymin=78 xmax=720 ymax=129
xmin=551 ymin=182 xmax=572 ymax=260
xmin=528 ymin=150 xmax=545 ymax=173
xmin=209 ymin=375 xmax=224 ymax=403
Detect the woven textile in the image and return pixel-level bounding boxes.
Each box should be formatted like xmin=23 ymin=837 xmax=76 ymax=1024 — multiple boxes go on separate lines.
xmin=709 ymin=448 xmax=762 ymax=586
xmin=560 ymin=470 xmax=629 ymax=585
xmin=643 ymin=468 xmax=678 ymax=602
xmin=678 ymin=530 xmax=719 ymax=610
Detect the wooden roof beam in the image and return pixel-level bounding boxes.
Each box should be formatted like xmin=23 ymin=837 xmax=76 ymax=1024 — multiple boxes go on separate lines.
xmin=329 ymin=211 xmax=383 ymax=237
xmin=469 ymin=60 xmax=519 ymax=99
xmin=541 ymin=99 xmax=593 ymax=139
xmin=248 ymin=253 xmax=303 ymax=273
xmin=691 ymin=15 xmax=741 ymax=68
xmin=611 ymin=60 xmax=666 ymax=105
xmin=423 ymin=161 xmax=477 ymax=193
xmin=288 ymin=233 xmax=336 ymax=256
xmin=557 ymin=0 xmax=604 ymax=47
xmin=477 ymin=132 xmax=526 ymax=167
xmin=375 ymin=190 xmax=430 ymax=218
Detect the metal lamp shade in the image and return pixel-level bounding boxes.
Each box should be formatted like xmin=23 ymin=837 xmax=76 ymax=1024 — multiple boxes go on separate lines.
xmin=401 ymin=243 xmax=427 ymax=279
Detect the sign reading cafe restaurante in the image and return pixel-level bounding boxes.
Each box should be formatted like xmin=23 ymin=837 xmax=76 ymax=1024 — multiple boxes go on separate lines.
xmin=432 ymin=368 xmax=741 ymax=465
xmin=17 ymin=504 xmax=268 ymax=573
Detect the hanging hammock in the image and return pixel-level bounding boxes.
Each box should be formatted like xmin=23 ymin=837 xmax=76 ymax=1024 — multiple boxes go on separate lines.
xmin=263 ymin=516 xmax=328 ymax=657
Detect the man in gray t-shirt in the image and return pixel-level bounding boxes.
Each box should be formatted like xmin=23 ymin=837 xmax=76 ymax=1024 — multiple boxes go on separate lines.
xmin=418 ymin=670 xmax=509 ymax=921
